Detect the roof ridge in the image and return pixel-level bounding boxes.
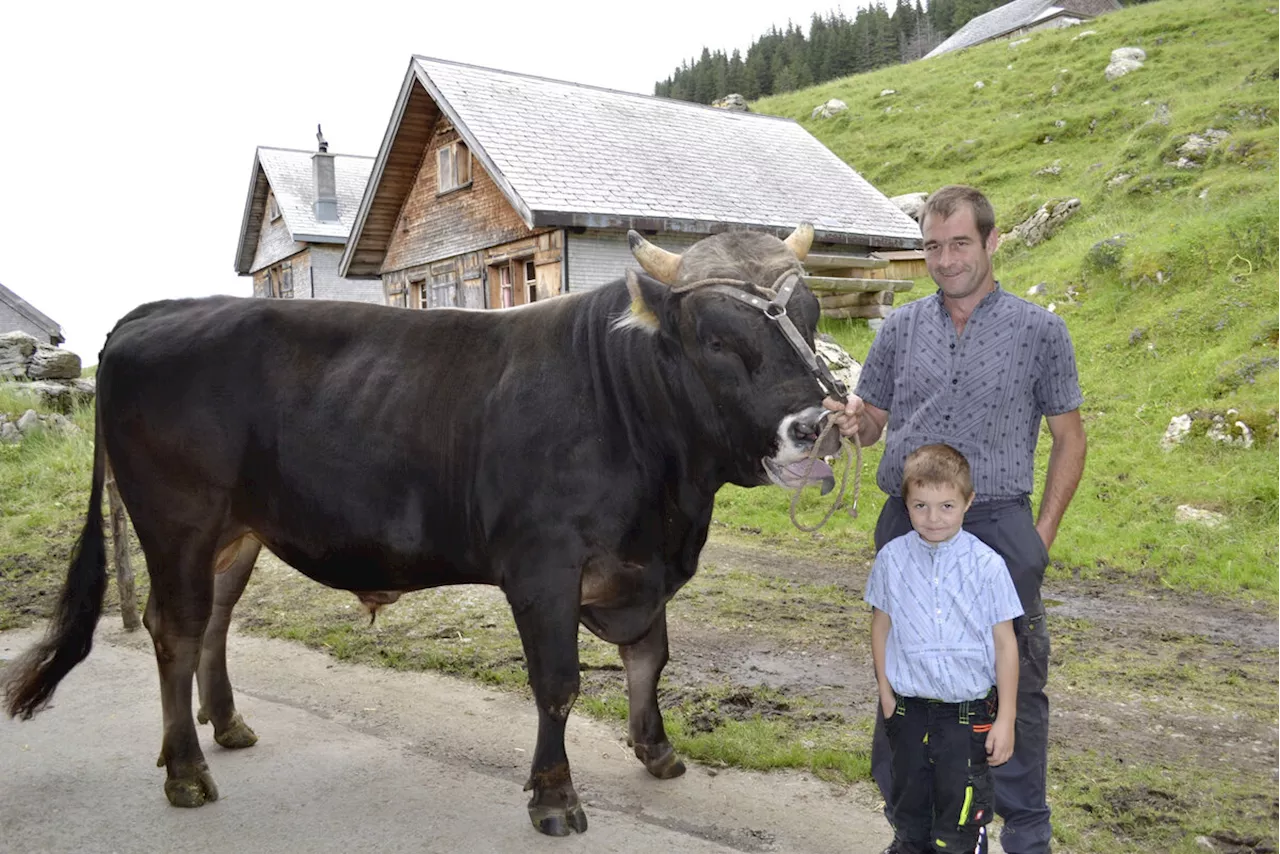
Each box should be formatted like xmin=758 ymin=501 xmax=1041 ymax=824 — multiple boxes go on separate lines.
xmin=411 ymin=54 xmax=797 ymax=125
xmin=257 ymin=145 xmax=375 ymax=160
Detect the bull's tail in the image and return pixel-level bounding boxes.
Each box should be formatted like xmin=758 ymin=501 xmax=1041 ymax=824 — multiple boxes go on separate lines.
xmin=3 ymin=415 xmax=109 ymax=720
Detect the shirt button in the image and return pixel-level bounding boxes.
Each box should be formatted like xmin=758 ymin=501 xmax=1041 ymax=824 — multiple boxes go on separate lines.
xmin=952 ymin=379 xmax=958 ymax=384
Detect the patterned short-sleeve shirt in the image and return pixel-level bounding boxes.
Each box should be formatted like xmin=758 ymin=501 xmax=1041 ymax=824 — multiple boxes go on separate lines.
xmin=865 ymin=529 xmax=1024 ymax=702
xmin=855 ymin=285 xmax=1083 ymax=500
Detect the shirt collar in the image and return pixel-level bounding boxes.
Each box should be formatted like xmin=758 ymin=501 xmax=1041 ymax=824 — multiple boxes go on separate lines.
xmin=908 ymin=529 xmax=965 ymax=553
xmin=931 ymin=281 xmax=1005 ymax=317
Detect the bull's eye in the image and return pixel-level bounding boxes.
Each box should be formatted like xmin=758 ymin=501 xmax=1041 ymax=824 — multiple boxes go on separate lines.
xmin=707 ymin=337 xmax=723 ymax=353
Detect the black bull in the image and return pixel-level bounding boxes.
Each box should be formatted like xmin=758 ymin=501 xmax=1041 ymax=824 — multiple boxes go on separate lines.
xmin=4 ymin=226 xmax=841 ymax=836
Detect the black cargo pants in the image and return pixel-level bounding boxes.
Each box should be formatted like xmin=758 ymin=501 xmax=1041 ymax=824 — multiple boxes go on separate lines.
xmin=872 ymin=495 xmax=1053 ymax=854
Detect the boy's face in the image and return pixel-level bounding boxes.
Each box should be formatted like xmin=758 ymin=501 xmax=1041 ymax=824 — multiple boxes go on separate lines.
xmin=906 ymin=482 xmax=974 ymax=544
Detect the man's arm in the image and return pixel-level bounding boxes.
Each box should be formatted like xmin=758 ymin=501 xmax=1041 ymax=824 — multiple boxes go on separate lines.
xmin=822 ymin=395 xmax=889 ymax=447
xmin=870 ymin=608 xmax=896 ymax=717
xmin=987 ymin=619 xmax=1018 ymax=766
xmin=1036 ymin=409 xmax=1086 ymax=551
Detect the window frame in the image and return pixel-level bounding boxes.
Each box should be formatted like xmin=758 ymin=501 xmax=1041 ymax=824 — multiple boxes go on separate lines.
xmin=436 ymin=142 xmax=472 ymax=195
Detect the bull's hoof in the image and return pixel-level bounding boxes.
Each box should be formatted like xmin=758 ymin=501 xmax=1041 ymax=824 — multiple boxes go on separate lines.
xmin=634 ymin=741 xmax=686 ymax=779
xmin=214 ymin=712 xmax=259 ymax=749
xmin=164 ymin=766 xmax=220 ymax=808
xmin=529 ymin=802 xmax=588 ymax=836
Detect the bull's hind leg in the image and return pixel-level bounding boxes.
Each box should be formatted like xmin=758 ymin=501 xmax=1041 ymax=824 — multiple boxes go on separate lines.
xmin=138 ymin=520 xmax=222 ymax=808
xmin=196 ymin=536 xmax=261 ymax=749
xmin=620 ymin=609 xmax=686 ymax=779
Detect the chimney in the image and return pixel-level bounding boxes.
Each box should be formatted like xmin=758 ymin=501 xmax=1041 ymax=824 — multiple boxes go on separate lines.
xmin=312 ymin=124 xmax=338 ymax=222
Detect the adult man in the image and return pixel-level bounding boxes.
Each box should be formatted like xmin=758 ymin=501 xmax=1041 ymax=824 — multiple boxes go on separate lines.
xmin=824 ymin=185 xmax=1086 ymax=854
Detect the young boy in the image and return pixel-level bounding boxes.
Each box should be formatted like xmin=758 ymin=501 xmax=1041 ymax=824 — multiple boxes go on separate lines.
xmin=865 ymin=444 xmax=1024 ymax=854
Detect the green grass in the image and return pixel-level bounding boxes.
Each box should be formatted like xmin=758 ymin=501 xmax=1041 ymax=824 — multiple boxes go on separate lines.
xmin=723 ymin=0 xmax=1280 ymax=599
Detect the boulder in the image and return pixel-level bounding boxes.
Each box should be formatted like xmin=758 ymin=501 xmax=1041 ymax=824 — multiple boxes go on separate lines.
xmin=1111 ymin=47 xmax=1147 ymax=63
xmin=711 ymin=93 xmax=749 ymax=112
xmin=1001 ymin=198 xmax=1081 ymax=248
xmin=0 ymin=331 xmax=38 ymax=378
xmin=810 ymin=99 xmax=848 ymax=119
xmin=1161 ymin=414 xmax=1192 ymax=451
xmin=1175 ymin=505 xmax=1226 ymax=528
xmin=27 ymin=344 xmax=81 ymax=379
xmin=889 ymin=191 xmax=929 ymax=221
xmin=11 ymin=378 xmax=96 ymax=414
xmin=815 ymin=336 xmax=862 ymax=393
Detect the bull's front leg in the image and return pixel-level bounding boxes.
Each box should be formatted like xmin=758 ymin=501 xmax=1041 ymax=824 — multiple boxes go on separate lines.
xmin=506 ymin=577 xmax=588 ymax=836
xmin=620 ymin=608 xmax=686 ymax=779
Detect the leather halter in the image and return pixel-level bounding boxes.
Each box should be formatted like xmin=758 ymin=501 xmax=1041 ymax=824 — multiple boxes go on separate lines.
xmin=692 ymin=269 xmax=848 ymax=403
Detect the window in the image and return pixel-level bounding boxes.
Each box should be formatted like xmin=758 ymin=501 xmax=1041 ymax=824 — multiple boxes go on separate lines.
xmin=268 ymin=192 xmax=281 ymax=222
xmin=437 ymin=142 xmax=472 ymax=193
xmin=278 ymin=262 xmax=293 ymax=298
xmin=499 ymin=264 xmax=514 ymax=308
xmin=414 ymin=280 xmax=429 ymax=310
xmin=524 ymin=260 xmax=538 ymax=303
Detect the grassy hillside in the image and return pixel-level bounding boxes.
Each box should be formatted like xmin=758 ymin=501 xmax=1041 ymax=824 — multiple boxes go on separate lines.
xmin=726 ymin=0 xmax=1279 ymax=598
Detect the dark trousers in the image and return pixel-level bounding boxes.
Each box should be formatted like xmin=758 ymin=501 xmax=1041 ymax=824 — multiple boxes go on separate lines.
xmin=873 ymin=496 xmax=1053 ymax=854
xmin=886 ymin=692 xmax=997 ymax=854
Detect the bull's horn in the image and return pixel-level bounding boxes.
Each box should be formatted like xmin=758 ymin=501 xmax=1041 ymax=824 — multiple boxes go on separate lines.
xmin=784 ymin=223 xmax=815 ymax=261
xmin=627 ymin=230 xmax=682 ymax=285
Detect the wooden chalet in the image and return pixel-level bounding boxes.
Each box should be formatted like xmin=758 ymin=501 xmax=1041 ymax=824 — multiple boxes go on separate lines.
xmin=234 ymin=132 xmax=382 ymax=303
xmin=340 ymin=57 xmax=923 ymax=316
xmin=0 ymin=281 xmax=63 ymax=345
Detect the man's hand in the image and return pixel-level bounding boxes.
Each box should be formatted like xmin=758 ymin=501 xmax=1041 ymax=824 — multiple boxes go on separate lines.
xmin=986 ymin=716 xmax=1015 ymax=766
xmin=879 ymin=684 xmax=897 ymax=719
xmin=822 ymin=395 xmax=887 ymax=445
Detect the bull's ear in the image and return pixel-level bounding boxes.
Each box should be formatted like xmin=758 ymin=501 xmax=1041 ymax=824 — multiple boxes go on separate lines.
xmin=623 ymin=269 xmax=668 ymax=331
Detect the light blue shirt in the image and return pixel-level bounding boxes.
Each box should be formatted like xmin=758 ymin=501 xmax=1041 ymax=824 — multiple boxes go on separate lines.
xmin=865 ymin=529 xmax=1023 ymax=703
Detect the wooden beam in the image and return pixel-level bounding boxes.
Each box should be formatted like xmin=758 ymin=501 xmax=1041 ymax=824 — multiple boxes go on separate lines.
xmin=819 ymin=291 xmax=895 ymax=309
xmin=804 ymin=253 xmax=890 ymax=271
xmin=806 ymin=276 xmax=915 ymax=293
xmin=822 ymin=303 xmax=894 ymax=320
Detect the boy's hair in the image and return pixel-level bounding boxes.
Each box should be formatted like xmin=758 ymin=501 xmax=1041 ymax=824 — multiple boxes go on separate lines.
xmin=902 ymin=444 xmax=974 ymax=499
xmin=921 ymin=185 xmax=996 ymax=244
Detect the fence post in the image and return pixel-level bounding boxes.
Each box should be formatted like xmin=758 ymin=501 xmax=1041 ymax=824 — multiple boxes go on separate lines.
xmin=105 ymin=464 xmax=140 ymax=631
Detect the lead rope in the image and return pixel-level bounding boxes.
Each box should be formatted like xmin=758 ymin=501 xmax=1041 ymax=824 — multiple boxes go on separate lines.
xmin=788 ymin=418 xmax=861 ymax=533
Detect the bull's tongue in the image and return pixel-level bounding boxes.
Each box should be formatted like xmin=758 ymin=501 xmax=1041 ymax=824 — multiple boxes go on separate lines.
xmin=782 ymin=458 xmax=836 ymax=493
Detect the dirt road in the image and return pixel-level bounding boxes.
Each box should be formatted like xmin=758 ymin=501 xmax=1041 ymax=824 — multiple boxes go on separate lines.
xmin=1 ymin=622 xmax=894 ymax=854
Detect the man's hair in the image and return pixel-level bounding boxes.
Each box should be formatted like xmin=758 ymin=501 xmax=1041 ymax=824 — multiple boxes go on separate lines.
xmin=921 ymin=185 xmax=996 ymax=244
xmin=902 ymin=443 xmax=974 ymax=500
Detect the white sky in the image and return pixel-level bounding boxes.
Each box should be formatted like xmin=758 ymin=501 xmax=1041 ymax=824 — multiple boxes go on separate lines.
xmin=0 ymin=0 xmax=862 ymax=361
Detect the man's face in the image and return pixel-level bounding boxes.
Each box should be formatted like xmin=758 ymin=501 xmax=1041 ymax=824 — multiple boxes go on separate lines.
xmin=921 ymin=205 xmax=997 ymax=302
xmin=906 ymin=481 xmax=974 ymax=544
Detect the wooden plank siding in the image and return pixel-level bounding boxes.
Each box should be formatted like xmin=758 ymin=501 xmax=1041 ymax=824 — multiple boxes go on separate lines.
xmin=344 ymin=83 xmax=441 ymax=277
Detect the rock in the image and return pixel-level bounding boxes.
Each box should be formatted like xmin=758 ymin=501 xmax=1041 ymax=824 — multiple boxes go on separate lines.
xmin=1046 ymin=302 xmax=1057 ymax=313
xmin=866 ymin=318 xmax=884 ymax=334
xmin=1009 ymin=38 xmax=1029 ymax=48
xmin=1176 ymin=129 xmax=1230 ymax=163
xmin=973 ymin=81 xmax=985 ymax=89
xmin=1161 ymin=414 xmax=1192 ymax=451
xmin=16 ymin=409 xmax=41 ymax=432
xmin=1071 ymin=30 xmax=1097 ymax=41
xmin=1105 ymin=58 xmax=1143 ymax=80
xmin=1207 ymin=414 xmax=1254 ymax=448
xmin=11 ymin=378 xmax=96 ymax=414
xmin=889 ymin=191 xmax=929 ymax=221
xmin=879 ymin=89 xmax=896 ymax=97
xmin=26 ymin=344 xmax=82 ymax=380
xmin=1026 ymin=283 xmax=1047 ymax=296
xmin=711 ymin=93 xmax=749 ymax=112
xmin=1194 ymin=836 xmax=1217 ymax=851
xmin=814 ymin=336 xmax=863 ymax=392
xmin=1034 ymin=161 xmax=1063 ymax=176
xmin=0 ymin=331 xmax=38 ymax=378
xmin=1175 ymin=506 xmax=1227 ymax=528
xmin=1054 ymin=120 xmax=1067 ymax=128
xmin=1111 ymin=47 xmax=1147 ymax=63
xmin=810 ymin=99 xmax=848 ymax=119
xmin=0 ymin=421 xmax=19 ymax=444
xmin=1150 ymin=103 xmax=1172 ymax=125
xmin=1001 ymin=198 xmax=1081 ymax=248
xmin=1107 ymin=172 xmax=1132 ymax=187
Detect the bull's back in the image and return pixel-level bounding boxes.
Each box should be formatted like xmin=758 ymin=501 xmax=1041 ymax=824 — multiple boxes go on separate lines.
xmin=98 ymin=296 xmax=549 ymax=586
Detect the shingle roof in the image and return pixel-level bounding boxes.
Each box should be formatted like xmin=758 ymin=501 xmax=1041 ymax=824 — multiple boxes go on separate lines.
xmin=257 ymin=147 xmax=374 ymax=241
xmin=0 ymin=281 xmax=63 ymax=343
xmin=234 ymin=147 xmax=374 ymax=273
xmin=410 ymin=56 xmax=921 ymax=246
xmin=925 ymin=0 xmax=1062 ymax=58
